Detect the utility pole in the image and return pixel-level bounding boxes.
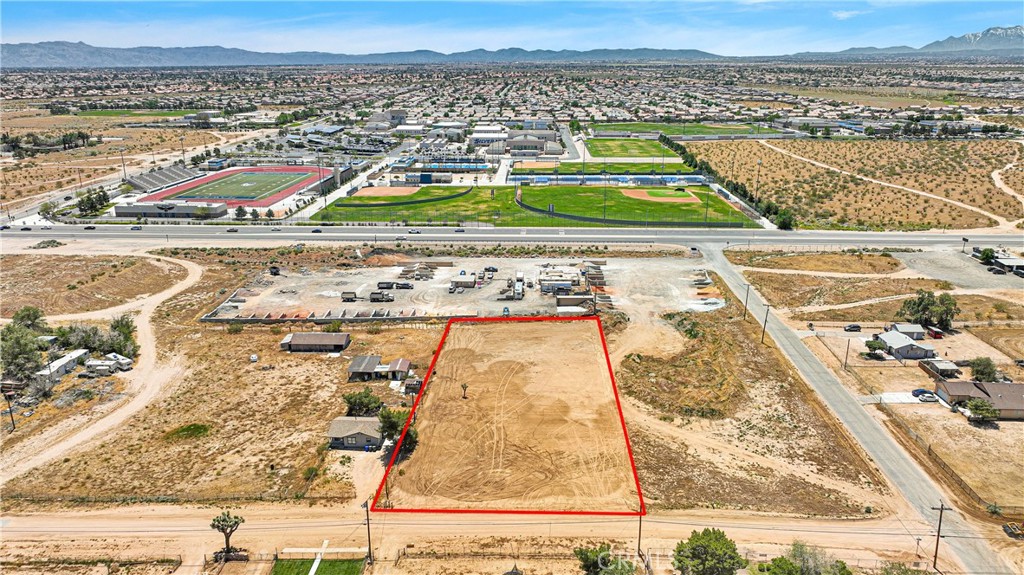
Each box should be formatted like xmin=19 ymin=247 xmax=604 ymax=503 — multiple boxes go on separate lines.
xmin=753 ymin=159 xmax=763 ymax=200
xmin=637 ymin=513 xmax=643 ymax=556
xmin=931 ymin=502 xmax=947 ymax=571
xmin=119 ymin=147 xmax=128 ymax=180
xmin=363 ymin=500 xmax=374 ymax=564
xmin=760 ymin=304 xmax=771 ymax=344
xmin=3 ymin=391 xmax=15 ymax=431
xmin=742 ymin=283 xmax=751 ymax=320
xmin=843 ymin=338 xmax=852 ymax=370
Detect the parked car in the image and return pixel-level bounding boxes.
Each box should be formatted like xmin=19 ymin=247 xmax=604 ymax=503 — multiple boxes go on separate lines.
xmin=484 ymin=266 xmax=498 ymax=272
xmin=271 ymin=227 xmax=281 ymax=231
xmin=311 ymin=228 xmax=322 ymax=233
xmin=911 ymin=389 xmax=932 ymax=397
xmin=83 ymin=225 xmax=96 ymax=230
xmin=991 ymin=268 xmax=1007 ymax=275
xmin=918 ymin=393 xmax=938 ymax=403
xmin=843 ymin=324 xmax=862 ymax=332
xmin=64 ymin=195 xmax=73 ymax=201
xmin=130 ymin=225 xmax=142 ymax=231
xmin=226 ymin=228 xmax=239 ymax=232
xmin=0 ymin=225 xmax=9 ymax=230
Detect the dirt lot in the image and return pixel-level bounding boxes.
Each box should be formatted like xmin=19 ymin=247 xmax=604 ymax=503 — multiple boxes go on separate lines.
xmin=614 ymin=276 xmax=886 ymax=516
xmin=687 ymin=140 xmax=993 ymax=230
xmin=0 ymin=254 xmax=187 ymax=317
xmin=381 ymin=319 xmax=641 ymax=513
xmin=772 ymin=139 xmax=1023 ymax=220
xmin=725 ymin=249 xmax=905 ymax=274
xmin=887 ymin=402 xmax=1024 ymax=508
xmin=793 ymin=295 xmax=1024 ymax=324
xmin=745 ymin=271 xmax=948 ymax=309
xmin=0 ymin=108 xmax=245 ymax=207
xmin=2 ymin=562 xmax=176 ymax=575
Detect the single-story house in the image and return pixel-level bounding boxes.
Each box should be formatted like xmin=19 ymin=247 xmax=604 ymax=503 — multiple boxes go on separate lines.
xmin=920 ymin=359 xmax=962 ymax=380
xmin=326 ymin=416 xmax=382 ymax=450
xmin=403 ymin=377 xmax=424 ymax=395
xmin=934 ymin=380 xmax=1024 ymax=420
xmin=280 ymin=332 xmax=351 ymax=353
xmin=876 ymin=331 xmax=936 ymax=360
xmin=348 ymin=355 xmax=383 ymax=381
xmin=34 ymin=349 xmax=90 ymax=383
xmin=891 ymin=323 xmax=927 ymax=340
xmin=387 ymin=358 xmax=412 ymax=381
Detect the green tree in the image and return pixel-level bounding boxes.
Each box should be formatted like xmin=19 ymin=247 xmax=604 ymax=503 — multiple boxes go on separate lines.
xmin=775 ymin=210 xmax=795 ymax=230
xmin=897 ymin=290 xmax=960 ymax=331
xmin=399 ymin=425 xmax=419 ymax=457
xmin=343 ymin=387 xmax=383 ymax=416
xmin=249 ymin=208 xmax=260 ymax=221
xmin=761 ymin=557 xmax=800 ymax=575
xmin=0 ymin=323 xmax=44 ymax=383
xmin=110 ymin=313 xmax=136 ymax=341
xmin=265 ymin=208 xmax=275 ymax=219
xmin=574 ymin=543 xmax=636 ymax=575
xmin=210 ymin=511 xmax=244 ymax=554
xmin=12 ymin=306 xmax=47 ymax=332
xmin=978 ymin=248 xmax=996 ymax=265
xmin=965 ymin=398 xmax=999 ymax=423
xmin=378 ymin=406 xmax=409 ymax=441
xmin=865 ymin=339 xmax=887 ymax=357
xmin=969 ymin=357 xmax=998 ymax=382
xmin=673 ymin=528 xmax=746 ymax=575
xmin=234 ymin=205 xmax=247 ymax=220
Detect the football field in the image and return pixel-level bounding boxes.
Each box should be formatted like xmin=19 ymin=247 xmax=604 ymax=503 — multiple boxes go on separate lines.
xmin=165 ymin=171 xmax=311 ymax=201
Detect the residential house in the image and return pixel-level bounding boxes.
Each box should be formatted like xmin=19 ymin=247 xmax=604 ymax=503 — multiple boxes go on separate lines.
xmin=934 ymin=380 xmax=1024 ymax=420
xmin=876 ymin=331 xmax=936 ymax=360
xmin=891 ymin=323 xmax=927 ymax=340
xmin=280 ymin=332 xmax=351 ymax=353
xmin=325 ymin=416 xmax=382 ymax=450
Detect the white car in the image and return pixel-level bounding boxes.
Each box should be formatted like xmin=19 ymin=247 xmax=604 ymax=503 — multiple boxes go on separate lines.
xmin=408 ymin=229 xmax=421 ymax=234
xmin=271 ymin=227 xmax=281 ymax=231
xmin=41 ymin=225 xmax=53 ymax=230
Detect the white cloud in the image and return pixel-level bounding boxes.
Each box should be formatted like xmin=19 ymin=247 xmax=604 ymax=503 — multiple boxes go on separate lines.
xmin=831 ymin=10 xmax=870 ymax=20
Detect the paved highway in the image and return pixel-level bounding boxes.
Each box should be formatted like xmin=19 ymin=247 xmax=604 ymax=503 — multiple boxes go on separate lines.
xmin=2 ymin=223 xmax=1020 ymax=249
xmin=704 ymin=248 xmax=1015 ymax=575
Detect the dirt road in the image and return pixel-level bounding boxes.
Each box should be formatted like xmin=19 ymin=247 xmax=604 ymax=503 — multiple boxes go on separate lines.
xmin=0 ymin=251 xmax=203 ymax=484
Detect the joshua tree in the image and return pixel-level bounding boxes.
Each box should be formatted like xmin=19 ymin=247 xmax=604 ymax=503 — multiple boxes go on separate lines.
xmin=210 ymin=511 xmax=245 ymax=555
xmin=461 ymin=383 xmax=468 ymax=399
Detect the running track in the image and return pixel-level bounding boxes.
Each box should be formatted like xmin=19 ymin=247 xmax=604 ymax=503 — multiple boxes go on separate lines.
xmin=139 ymin=166 xmax=330 ymax=208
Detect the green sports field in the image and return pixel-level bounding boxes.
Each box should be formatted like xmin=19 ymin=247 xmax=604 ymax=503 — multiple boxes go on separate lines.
xmin=313 ymin=185 xmax=755 ymax=227
xmin=511 ymin=161 xmax=694 ymax=175
xmin=591 ymin=122 xmax=780 ymax=136
xmin=270 ymin=559 xmax=362 ymax=575
xmin=584 ymin=138 xmax=668 ymax=157
xmin=167 ymin=171 xmax=310 ymax=201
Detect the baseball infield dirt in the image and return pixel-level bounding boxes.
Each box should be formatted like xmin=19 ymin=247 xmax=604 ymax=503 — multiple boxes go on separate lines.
xmin=353 ymin=186 xmax=421 ymax=197
xmin=379 ymin=319 xmax=643 ymax=514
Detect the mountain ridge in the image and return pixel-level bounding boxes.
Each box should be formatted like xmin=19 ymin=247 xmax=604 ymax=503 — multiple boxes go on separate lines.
xmin=2 ymin=26 xmax=1020 ymax=68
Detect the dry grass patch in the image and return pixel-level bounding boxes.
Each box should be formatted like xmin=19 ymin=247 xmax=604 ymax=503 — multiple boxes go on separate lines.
xmin=772 ymin=139 xmax=1023 ymax=220
xmin=725 ymin=249 xmax=905 ymax=274
xmin=0 ymin=255 xmax=187 ymax=317
xmin=617 ymin=275 xmax=884 ymax=515
xmin=967 ymin=327 xmax=1024 ymax=363
xmin=793 ymin=295 xmax=1024 ymax=324
xmin=886 ymin=403 xmax=1024 ymax=509
xmin=687 ymin=141 xmax=992 ymax=230
xmin=745 ymin=271 xmax=948 ymax=308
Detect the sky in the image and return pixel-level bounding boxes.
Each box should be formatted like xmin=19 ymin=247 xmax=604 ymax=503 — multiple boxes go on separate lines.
xmin=1 ymin=1 xmax=1021 ymax=57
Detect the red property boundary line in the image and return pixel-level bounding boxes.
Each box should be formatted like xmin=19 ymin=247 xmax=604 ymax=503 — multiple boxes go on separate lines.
xmin=138 ymin=166 xmax=330 ymax=208
xmin=370 ymin=315 xmax=646 ymax=516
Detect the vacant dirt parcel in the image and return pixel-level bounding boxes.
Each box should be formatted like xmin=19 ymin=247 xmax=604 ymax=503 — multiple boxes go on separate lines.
xmin=379 ymin=319 xmax=642 ymax=513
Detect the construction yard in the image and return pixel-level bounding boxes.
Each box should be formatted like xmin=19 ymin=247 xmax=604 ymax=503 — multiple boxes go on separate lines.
xmin=378 ymin=319 xmax=643 ymax=514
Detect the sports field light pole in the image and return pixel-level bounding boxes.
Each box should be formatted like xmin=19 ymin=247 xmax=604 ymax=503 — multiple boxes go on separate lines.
xmin=760 ymin=304 xmax=771 ymax=344
xmin=118 ymin=147 xmax=127 ymax=180
xmin=601 ymin=169 xmax=608 ymax=221
xmin=179 ymin=135 xmax=186 ymax=164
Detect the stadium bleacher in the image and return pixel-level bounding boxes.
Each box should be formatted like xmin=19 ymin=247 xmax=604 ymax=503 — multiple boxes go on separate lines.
xmin=128 ymin=165 xmax=200 ymax=192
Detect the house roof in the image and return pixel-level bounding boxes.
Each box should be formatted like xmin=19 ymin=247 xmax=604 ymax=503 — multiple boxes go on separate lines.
xmin=326 ymin=416 xmax=381 ymax=439
xmin=892 ymin=323 xmax=926 ymax=333
xmin=286 ymin=332 xmax=351 ymax=347
xmin=348 ymin=355 xmax=382 ymax=373
xmin=939 ymin=380 xmax=1024 ymax=411
xmin=388 ymin=358 xmax=411 ymax=372
xmin=878 ymin=331 xmax=933 ymax=350
xmin=923 ymin=359 xmax=960 ymax=372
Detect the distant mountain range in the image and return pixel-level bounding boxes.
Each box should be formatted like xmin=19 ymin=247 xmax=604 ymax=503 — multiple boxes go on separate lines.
xmin=1 ymin=26 xmax=1020 ymax=68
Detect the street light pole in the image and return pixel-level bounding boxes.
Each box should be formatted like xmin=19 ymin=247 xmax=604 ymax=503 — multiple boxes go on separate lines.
xmin=119 ymin=147 xmax=127 ymax=180
xmin=760 ymin=304 xmax=771 ymax=344
xmin=179 ymin=135 xmax=186 ymax=164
